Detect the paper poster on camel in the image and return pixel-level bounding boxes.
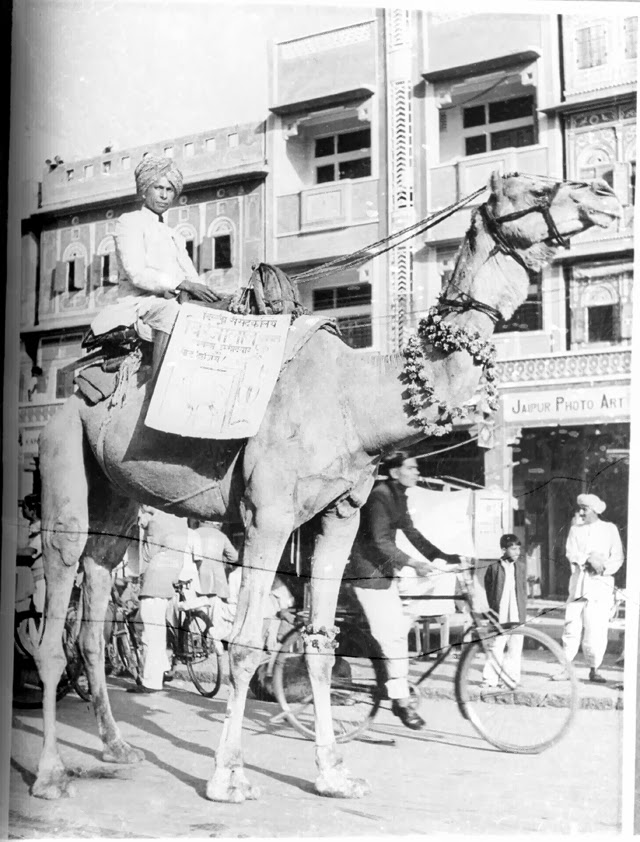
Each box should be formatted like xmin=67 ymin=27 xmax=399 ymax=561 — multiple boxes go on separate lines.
xmin=145 ymin=306 xmax=291 ymax=438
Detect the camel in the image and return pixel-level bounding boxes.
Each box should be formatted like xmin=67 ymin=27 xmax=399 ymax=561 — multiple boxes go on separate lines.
xmin=31 ymin=172 xmax=620 ymax=801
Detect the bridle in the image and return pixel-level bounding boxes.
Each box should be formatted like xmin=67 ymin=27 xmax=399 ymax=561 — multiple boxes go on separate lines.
xmin=437 ymin=175 xmax=583 ymax=327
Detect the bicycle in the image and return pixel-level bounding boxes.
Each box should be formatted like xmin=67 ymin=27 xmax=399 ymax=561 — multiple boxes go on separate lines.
xmin=271 ymin=566 xmax=579 ymax=754
xmin=109 ymin=579 xmax=223 ymax=698
xmin=13 ymin=558 xmax=90 ymax=708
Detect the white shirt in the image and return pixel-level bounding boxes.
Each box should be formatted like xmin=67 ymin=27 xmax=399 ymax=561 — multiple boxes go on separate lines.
xmin=565 ymin=519 xmax=624 ymax=603
xmin=90 ymin=206 xmax=200 ymax=336
xmin=498 ymin=559 xmax=520 ymax=623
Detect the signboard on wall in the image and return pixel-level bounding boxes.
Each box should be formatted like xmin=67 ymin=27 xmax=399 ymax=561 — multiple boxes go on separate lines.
xmin=502 ymin=384 xmax=630 ymax=425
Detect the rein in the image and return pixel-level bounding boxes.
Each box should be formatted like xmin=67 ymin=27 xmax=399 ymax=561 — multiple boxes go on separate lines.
xmin=480 ymin=179 xmax=570 ymax=274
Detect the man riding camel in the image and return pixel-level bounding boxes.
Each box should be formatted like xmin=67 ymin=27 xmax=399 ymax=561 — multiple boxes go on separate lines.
xmin=90 ymin=154 xmax=220 ymax=373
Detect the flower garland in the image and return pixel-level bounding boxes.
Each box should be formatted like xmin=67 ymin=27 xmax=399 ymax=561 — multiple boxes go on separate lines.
xmin=401 ymin=307 xmax=499 ymax=436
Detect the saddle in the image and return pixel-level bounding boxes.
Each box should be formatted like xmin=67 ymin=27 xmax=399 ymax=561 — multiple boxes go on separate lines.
xmin=74 ymin=263 xmax=308 ymax=405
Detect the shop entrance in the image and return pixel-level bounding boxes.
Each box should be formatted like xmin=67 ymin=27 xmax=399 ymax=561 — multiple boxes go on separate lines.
xmin=512 ymin=423 xmax=629 ymax=599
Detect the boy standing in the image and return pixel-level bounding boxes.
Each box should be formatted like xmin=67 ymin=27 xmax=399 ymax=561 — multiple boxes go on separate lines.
xmin=482 ymin=534 xmax=527 ymax=688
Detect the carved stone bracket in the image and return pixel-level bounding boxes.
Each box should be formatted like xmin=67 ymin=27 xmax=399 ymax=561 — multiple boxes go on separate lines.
xmin=282 ymin=120 xmax=300 ymax=140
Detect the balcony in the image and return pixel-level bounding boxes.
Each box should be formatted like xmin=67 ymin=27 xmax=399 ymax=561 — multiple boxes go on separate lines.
xmin=426 ymin=144 xmax=550 ymax=242
xmin=276 ymin=177 xmax=379 ymax=264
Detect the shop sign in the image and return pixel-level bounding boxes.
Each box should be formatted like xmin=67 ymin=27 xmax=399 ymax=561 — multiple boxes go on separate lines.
xmin=502 ymin=384 xmax=630 ymax=424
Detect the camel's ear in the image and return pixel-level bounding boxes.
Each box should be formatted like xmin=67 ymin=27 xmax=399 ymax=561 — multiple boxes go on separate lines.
xmin=488 ymin=170 xmax=504 ymax=197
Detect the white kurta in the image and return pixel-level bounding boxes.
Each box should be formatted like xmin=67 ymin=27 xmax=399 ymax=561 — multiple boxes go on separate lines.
xmin=91 ymin=206 xmax=200 ymax=337
xmin=562 ymin=517 xmax=624 ymax=669
xmin=565 ymin=519 xmax=624 ymax=604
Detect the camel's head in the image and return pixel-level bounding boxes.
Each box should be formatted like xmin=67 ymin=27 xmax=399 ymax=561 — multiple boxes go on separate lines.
xmin=485 ymin=171 xmax=621 ymax=250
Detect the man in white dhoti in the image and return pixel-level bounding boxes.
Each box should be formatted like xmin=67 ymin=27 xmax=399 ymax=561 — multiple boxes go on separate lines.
xmin=552 ymin=493 xmax=624 ymax=684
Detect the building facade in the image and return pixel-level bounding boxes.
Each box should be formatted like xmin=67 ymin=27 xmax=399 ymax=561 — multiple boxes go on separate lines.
xmin=18 ymin=9 xmax=635 ymax=598
xmin=266 ymin=9 xmax=635 ymax=597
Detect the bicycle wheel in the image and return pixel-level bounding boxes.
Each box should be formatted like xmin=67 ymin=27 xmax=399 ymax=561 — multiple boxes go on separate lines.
xmin=116 ymin=628 xmax=142 ymax=683
xmin=272 ymin=624 xmax=382 ymax=744
xmin=455 ymin=625 xmax=578 ymax=754
xmin=184 ymin=611 xmax=222 ymax=697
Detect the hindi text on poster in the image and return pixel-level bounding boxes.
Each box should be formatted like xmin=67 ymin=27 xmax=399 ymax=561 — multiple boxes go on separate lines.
xmin=145 ymin=305 xmax=291 ymax=439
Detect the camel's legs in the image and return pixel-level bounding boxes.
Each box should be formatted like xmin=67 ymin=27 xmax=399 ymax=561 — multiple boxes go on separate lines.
xmin=305 ymin=510 xmax=370 ymax=798
xmin=78 ymin=476 xmax=143 ymax=765
xmin=32 ymin=397 xmax=90 ymax=799
xmin=207 ymin=505 xmax=292 ymax=803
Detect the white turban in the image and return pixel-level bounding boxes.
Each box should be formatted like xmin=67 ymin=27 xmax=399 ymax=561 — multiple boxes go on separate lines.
xmin=577 ymin=493 xmax=606 ymax=515
xmin=134 ymin=154 xmax=184 ymax=198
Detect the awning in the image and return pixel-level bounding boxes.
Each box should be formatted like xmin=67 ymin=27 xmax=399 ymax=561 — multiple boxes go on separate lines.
xmin=422 ymin=48 xmax=540 ymax=84
xmin=539 ymin=87 xmax=637 ymax=115
xmin=270 ymin=86 xmax=375 ymax=117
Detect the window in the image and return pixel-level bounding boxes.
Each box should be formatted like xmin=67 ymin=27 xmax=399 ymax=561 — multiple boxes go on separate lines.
xmin=214 ymin=235 xmax=232 ymax=269
xmin=463 ymin=105 xmax=486 ymax=129
xmin=488 ymin=96 xmax=533 ymax=123
xmin=625 ymin=17 xmax=638 ymax=59
xmin=99 ymin=254 xmax=117 ymax=286
xmin=184 ymin=142 xmax=195 ymax=158
xmin=164 ymin=146 xmax=174 ymax=157
xmin=84 ymin=164 xmax=94 ymax=178
xmin=491 ymin=125 xmax=535 ymax=151
xmin=206 ymin=138 xmax=216 ymax=153
xmin=227 ymin=133 xmax=239 ymax=149
xmin=588 ymin=304 xmax=616 ymax=342
xmin=66 ymin=169 xmax=74 ymax=181
xmin=465 ymin=135 xmax=487 ymax=156
xmin=67 ymin=260 xmax=76 ymax=292
xmin=495 ymin=275 xmax=543 ymax=333
xmin=102 ymin=161 xmax=111 ymax=174
xmin=576 ymin=25 xmax=607 ymax=69
xmin=314 ymin=128 xmax=372 ymax=184
xmin=461 ymin=96 xmax=535 ymax=157
xmin=311 ymin=282 xmax=372 ymax=349
xmin=56 ymin=367 xmax=76 ymax=400
xmin=336 ymin=316 xmax=372 ymax=349
xmin=313 ymin=283 xmax=371 ymax=310
xmin=121 ymin=156 xmax=131 ymax=170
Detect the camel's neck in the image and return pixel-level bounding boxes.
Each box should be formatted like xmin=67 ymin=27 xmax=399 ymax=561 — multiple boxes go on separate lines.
xmin=443 ymin=214 xmax=534 ymax=335
xmin=343 ymin=218 xmax=541 ymax=452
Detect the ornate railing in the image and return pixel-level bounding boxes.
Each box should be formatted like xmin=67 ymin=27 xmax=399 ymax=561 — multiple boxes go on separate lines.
xmin=496 ymin=349 xmax=631 ymax=384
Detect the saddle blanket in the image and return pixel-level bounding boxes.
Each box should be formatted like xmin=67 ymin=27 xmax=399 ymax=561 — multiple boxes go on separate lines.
xmin=145 ymin=306 xmax=338 ymax=439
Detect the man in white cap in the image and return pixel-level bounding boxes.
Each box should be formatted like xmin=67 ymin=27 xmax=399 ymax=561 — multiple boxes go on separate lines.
xmin=552 ymin=493 xmax=624 ymax=683
xmin=90 ymin=154 xmax=220 ymax=373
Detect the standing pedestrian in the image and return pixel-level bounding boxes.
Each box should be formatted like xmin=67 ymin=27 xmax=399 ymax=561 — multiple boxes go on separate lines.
xmin=551 ymin=493 xmax=624 ymax=683
xmin=350 ymin=450 xmax=460 ymax=730
xmin=482 ymin=534 xmax=527 ymax=688
xmin=128 ymin=506 xmax=189 ymax=694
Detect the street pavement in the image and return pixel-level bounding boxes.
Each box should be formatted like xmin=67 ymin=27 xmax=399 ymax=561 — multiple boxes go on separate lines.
xmin=10 ymin=670 xmax=623 ymax=838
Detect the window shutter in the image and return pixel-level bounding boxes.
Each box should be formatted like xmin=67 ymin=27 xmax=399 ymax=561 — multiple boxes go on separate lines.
xmin=52 ymin=261 xmax=67 ymax=294
xmin=90 ymin=255 xmax=102 ymax=291
xmin=200 ymin=237 xmax=213 ymax=272
xmin=72 ymin=257 xmax=86 ymax=290
xmin=572 ymin=307 xmax=586 ymax=345
xmin=620 ymin=301 xmax=633 ymax=339
xmin=613 ymin=162 xmax=631 ymax=206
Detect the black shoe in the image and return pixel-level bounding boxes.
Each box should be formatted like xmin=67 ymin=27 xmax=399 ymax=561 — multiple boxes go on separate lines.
xmin=589 ymin=669 xmax=607 ymax=684
xmin=163 ymin=671 xmax=174 ymax=683
xmin=127 ymin=684 xmax=162 ymax=694
xmin=391 ymin=700 xmax=426 ymax=730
